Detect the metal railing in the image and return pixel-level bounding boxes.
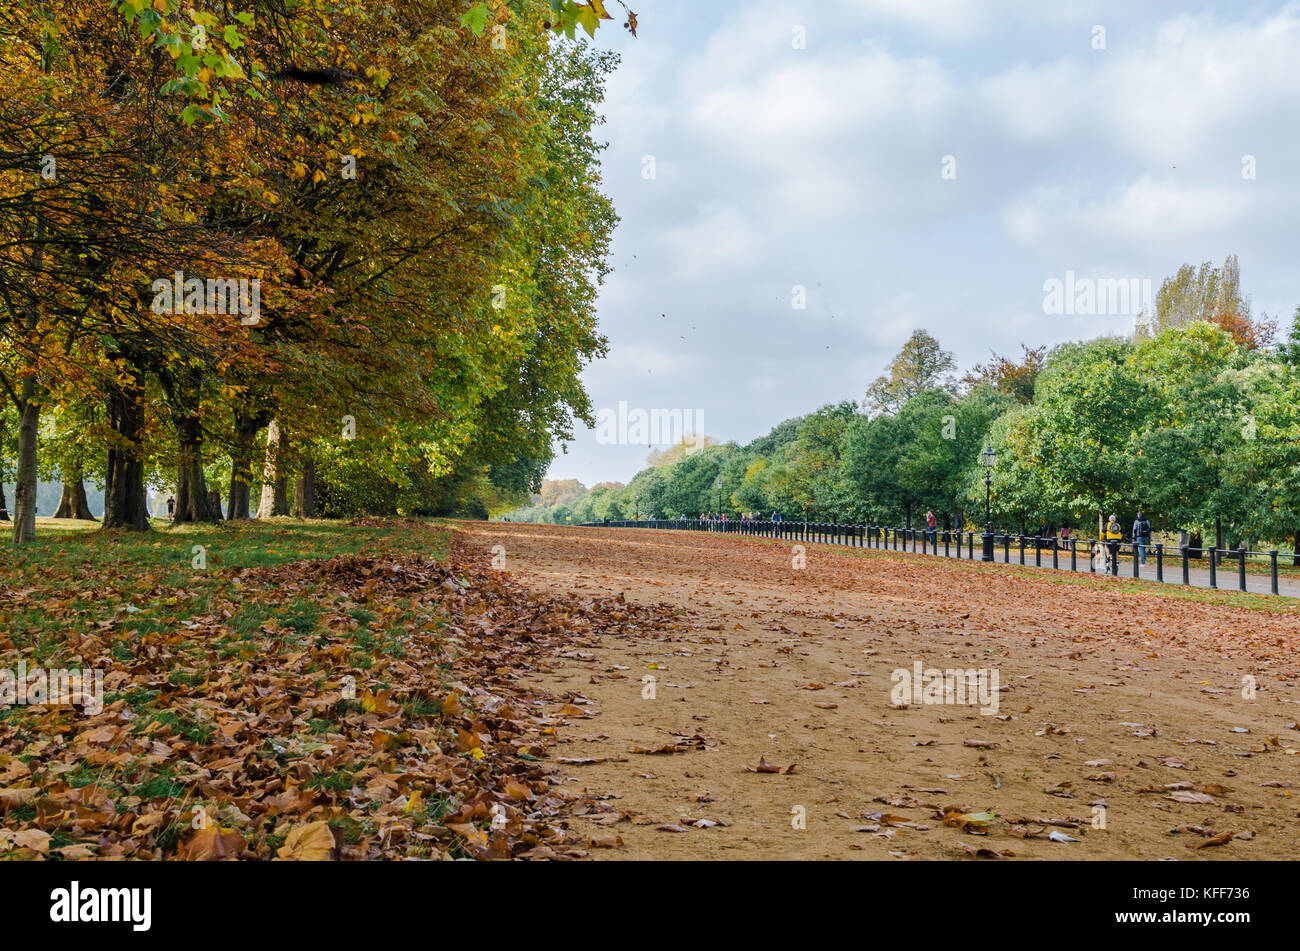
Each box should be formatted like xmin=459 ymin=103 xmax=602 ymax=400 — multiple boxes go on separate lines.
xmin=576 ymin=519 xmax=1295 ymax=597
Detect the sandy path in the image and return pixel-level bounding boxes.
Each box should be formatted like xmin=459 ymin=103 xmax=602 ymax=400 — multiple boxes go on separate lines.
xmin=461 ymin=523 xmax=1300 ymax=861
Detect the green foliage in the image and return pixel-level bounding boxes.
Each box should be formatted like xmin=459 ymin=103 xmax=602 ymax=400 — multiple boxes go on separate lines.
xmin=510 ymin=320 xmax=1300 ymax=551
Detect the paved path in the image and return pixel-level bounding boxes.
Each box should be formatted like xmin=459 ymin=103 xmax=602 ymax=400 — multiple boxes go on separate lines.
xmin=892 ymin=535 xmax=1300 ymax=598
xmin=627 ymin=525 xmax=1300 ymax=598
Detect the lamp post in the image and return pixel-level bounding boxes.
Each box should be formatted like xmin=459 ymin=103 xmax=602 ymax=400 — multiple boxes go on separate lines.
xmin=714 ymin=476 xmax=722 ymax=518
xmin=980 ymin=446 xmax=995 ymax=562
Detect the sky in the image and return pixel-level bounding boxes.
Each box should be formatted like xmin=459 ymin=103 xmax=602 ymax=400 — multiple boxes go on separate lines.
xmin=545 ymin=0 xmax=1300 ymax=487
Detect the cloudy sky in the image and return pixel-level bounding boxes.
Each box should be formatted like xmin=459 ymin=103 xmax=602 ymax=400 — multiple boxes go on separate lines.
xmin=546 ymin=0 xmax=1300 ymax=487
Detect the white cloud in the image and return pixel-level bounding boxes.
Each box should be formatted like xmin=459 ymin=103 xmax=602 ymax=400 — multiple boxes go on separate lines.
xmin=546 ymin=1 xmax=1300 ymax=486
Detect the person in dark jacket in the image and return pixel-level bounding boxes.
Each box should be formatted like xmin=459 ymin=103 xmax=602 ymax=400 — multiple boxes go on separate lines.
xmin=1132 ymin=511 xmax=1152 ymax=565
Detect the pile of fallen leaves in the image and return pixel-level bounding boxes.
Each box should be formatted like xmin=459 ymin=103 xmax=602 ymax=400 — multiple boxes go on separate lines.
xmin=0 ymin=534 xmax=682 ymax=860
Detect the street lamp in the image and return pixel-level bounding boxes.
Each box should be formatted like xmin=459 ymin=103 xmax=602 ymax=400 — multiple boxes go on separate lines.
xmin=633 ymin=493 xmax=639 ymax=520
xmin=980 ymin=446 xmax=996 ymax=562
xmin=714 ymin=476 xmax=722 ymax=516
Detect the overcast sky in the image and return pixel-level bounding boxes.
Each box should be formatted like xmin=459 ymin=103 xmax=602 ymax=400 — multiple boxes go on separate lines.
xmin=546 ymin=0 xmax=1300 ymax=487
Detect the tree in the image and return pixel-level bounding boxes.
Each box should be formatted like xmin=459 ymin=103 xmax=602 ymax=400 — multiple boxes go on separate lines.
xmin=865 ymin=330 xmax=956 ymax=416
xmin=1152 ymin=255 xmax=1273 ymax=348
xmin=1130 ymin=323 xmax=1252 ymax=545
xmin=1009 ymin=338 xmax=1156 ymax=532
xmin=961 ymin=345 xmax=1046 ymax=404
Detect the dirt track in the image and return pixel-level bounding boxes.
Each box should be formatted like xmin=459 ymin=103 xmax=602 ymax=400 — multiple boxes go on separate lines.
xmin=461 ymin=522 xmax=1300 ymax=860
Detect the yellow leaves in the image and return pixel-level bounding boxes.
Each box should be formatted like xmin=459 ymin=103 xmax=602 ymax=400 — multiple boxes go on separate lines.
xmin=0 ymin=827 xmax=50 ymax=854
xmin=360 ymin=688 xmax=398 ymax=715
xmin=130 ymin=813 xmax=168 ymax=836
xmin=278 ymin=821 xmax=336 ymax=861
xmin=312 ymin=169 xmax=326 ymax=184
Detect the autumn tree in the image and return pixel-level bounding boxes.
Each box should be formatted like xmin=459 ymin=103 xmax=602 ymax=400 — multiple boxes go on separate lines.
xmin=865 ymin=329 xmax=957 ymax=416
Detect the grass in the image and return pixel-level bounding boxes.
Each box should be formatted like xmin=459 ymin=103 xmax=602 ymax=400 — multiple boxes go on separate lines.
xmin=0 ymin=516 xmax=458 ymax=859
xmin=1 ymin=516 xmax=452 ymax=645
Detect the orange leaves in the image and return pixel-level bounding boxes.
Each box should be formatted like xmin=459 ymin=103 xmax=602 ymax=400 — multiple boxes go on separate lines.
xmin=0 ymin=524 xmax=695 ymax=861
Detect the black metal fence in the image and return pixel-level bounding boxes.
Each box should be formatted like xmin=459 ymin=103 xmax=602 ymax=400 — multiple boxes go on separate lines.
xmin=576 ymin=519 xmax=1294 ymax=597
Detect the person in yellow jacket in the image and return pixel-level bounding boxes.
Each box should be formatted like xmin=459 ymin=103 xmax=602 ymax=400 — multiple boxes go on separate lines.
xmin=1102 ymin=514 xmax=1123 ymax=572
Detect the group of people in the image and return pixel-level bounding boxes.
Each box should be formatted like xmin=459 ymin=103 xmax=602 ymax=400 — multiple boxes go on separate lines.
xmin=1105 ymin=511 xmax=1154 ymax=567
xmin=690 ymin=511 xmax=784 ymax=528
xmin=920 ymin=509 xmax=1155 ymax=569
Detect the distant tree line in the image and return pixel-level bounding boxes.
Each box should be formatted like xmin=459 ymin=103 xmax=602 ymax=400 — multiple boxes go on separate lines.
xmin=512 ymin=258 xmax=1300 ymax=556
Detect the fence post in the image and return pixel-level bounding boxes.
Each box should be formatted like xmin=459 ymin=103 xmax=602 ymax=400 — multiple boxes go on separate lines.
xmin=1070 ymin=538 xmax=1076 ymax=571
xmin=1132 ymin=543 xmax=1139 ymax=578
xmin=1155 ymin=544 xmax=1163 ymax=583
xmin=1052 ymin=540 xmax=1059 ymax=571
xmin=1019 ymin=535 xmax=1026 ymax=565
xmin=1237 ymin=548 xmax=1247 ymax=592
xmin=967 ymin=532 xmax=974 ymax=559
xmin=1034 ymin=536 xmax=1041 ymax=567
xmin=1271 ymin=550 xmax=1279 ymax=596
xmin=1089 ymin=541 xmax=1097 ymax=574
xmin=1004 ymin=533 xmax=1011 ymax=563
xmin=1181 ymin=546 xmax=1189 ymax=585
xmin=1208 ymin=546 xmax=1217 ymax=588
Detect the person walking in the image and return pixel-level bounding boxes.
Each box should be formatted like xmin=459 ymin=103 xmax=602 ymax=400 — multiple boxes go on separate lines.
xmin=1103 ymin=514 xmax=1123 ymax=573
xmin=925 ymin=510 xmax=937 ymax=546
xmin=1132 ymin=510 xmax=1152 ymax=565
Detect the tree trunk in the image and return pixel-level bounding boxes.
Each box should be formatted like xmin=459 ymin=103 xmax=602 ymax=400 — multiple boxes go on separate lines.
xmin=293 ymin=455 xmax=316 ymax=518
xmin=226 ymin=411 xmax=269 ymax=520
xmin=52 ymin=466 xmax=96 ymax=519
xmin=102 ymin=381 xmax=150 ymax=531
xmin=12 ymin=390 xmax=38 ymax=543
xmin=256 ymin=418 xmax=290 ymax=518
xmin=1215 ymin=516 xmax=1224 ymax=550
xmin=173 ymin=415 xmax=222 ymax=523
xmin=0 ymin=477 xmax=8 ymax=520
